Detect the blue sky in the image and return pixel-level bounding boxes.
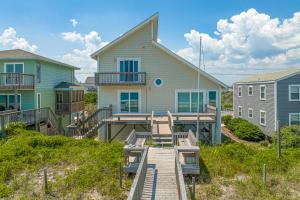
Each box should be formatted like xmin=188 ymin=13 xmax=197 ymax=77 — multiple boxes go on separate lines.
xmin=0 ymin=0 xmax=300 ymax=85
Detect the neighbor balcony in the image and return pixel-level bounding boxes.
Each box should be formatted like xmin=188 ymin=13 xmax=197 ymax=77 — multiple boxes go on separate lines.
xmin=95 ymin=72 xmax=146 ymax=85
xmin=0 ymin=73 xmax=35 ymax=90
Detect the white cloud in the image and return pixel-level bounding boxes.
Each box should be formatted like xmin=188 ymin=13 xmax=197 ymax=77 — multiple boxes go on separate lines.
xmin=61 ymin=31 xmax=108 ymax=81
xmin=0 ymin=27 xmax=38 ymax=52
xmin=70 ymin=19 xmax=78 ymax=27
xmin=177 ymin=8 xmax=300 ymax=73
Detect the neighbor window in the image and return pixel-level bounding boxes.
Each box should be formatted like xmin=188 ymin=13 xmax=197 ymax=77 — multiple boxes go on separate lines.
xmin=120 ymin=91 xmax=139 ymax=112
xmin=5 ymin=63 xmax=24 ymax=73
xmin=248 ymin=86 xmax=253 ymax=96
xmin=289 ymin=85 xmax=300 ymax=101
xmin=260 ymin=85 xmax=266 ymax=100
xmin=0 ymin=94 xmax=21 ymax=111
xmin=238 ymin=86 xmax=242 ymax=97
xmin=260 ymin=110 xmax=266 ymax=126
xmin=248 ymin=108 xmax=253 ymax=118
xmin=289 ymin=113 xmax=300 ymax=125
xmin=238 ymin=106 xmax=242 ymax=117
xmin=208 ymin=91 xmax=217 ymax=107
xmin=118 ymin=58 xmax=140 ymax=82
xmin=36 ymin=63 xmax=41 ymax=83
xmin=177 ymin=90 xmax=204 ymax=112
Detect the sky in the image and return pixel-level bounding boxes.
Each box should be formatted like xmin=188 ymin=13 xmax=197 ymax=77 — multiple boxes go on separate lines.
xmin=0 ymin=0 xmax=300 ymax=85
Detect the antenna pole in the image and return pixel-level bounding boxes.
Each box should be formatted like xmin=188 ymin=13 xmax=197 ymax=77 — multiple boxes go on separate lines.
xmin=196 ymin=36 xmax=202 ymax=140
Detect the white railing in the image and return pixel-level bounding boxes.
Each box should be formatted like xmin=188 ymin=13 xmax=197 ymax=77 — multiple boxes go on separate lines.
xmin=127 ymin=147 xmax=149 ymax=200
xmin=167 ymin=110 xmax=174 ymax=132
xmin=175 ymin=149 xmax=188 ymax=200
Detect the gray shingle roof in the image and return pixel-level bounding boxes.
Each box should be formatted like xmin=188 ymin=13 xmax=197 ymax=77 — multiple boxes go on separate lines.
xmin=0 ymin=49 xmax=80 ymax=70
xmin=237 ymin=68 xmax=300 ymax=83
xmin=54 ymin=81 xmax=82 ymax=89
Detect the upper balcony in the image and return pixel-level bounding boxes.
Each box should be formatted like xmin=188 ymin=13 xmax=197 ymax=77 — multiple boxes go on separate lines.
xmin=95 ymin=72 xmax=146 ymax=86
xmin=0 ymin=73 xmax=35 ymax=90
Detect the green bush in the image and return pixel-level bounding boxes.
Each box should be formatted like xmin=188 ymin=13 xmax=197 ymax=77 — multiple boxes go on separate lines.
xmin=273 ymin=125 xmax=300 ymax=148
xmin=222 ymin=115 xmax=232 ymax=125
xmin=226 ymin=118 xmax=264 ymax=142
xmin=84 ymin=92 xmax=97 ymax=105
xmin=5 ymin=123 xmax=26 ymax=137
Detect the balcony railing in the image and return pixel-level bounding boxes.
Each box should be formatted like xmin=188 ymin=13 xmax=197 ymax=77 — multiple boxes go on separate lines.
xmin=56 ymin=101 xmax=84 ymax=115
xmin=95 ymin=72 xmax=146 ymax=85
xmin=0 ymin=73 xmax=35 ymax=90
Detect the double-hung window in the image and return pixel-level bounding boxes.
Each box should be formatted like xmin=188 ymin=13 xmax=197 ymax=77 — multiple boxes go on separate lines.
xmin=118 ymin=58 xmax=140 ymax=82
xmin=289 ymin=113 xmax=300 ymax=125
xmin=238 ymin=106 xmax=242 ymax=117
xmin=238 ymin=86 xmax=242 ymax=97
xmin=260 ymin=85 xmax=266 ymax=100
xmin=289 ymin=85 xmax=300 ymax=101
xmin=260 ymin=110 xmax=266 ymax=126
xmin=208 ymin=90 xmax=217 ymax=107
xmin=248 ymin=86 xmax=253 ymax=96
xmin=248 ymin=108 xmax=253 ymax=118
xmin=177 ymin=90 xmax=204 ymax=112
xmin=119 ymin=91 xmax=140 ymax=113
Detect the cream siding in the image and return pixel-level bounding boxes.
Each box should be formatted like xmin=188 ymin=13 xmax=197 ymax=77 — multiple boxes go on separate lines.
xmin=97 ymin=21 xmax=219 ymax=113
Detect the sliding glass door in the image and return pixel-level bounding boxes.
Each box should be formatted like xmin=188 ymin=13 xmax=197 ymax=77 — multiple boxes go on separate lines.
xmin=120 ymin=91 xmax=139 ymax=113
xmin=119 ymin=59 xmax=139 ymax=82
xmin=0 ymin=94 xmax=21 ymax=111
xmin=177 ymin=90 xmax=204 ymax=112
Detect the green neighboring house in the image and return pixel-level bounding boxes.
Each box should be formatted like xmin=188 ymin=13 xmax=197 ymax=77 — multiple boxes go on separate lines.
xmin=0 ymin=49 xmax=84 ymax=130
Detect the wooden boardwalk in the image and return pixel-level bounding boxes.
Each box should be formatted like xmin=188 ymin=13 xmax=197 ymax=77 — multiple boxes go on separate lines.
xmin=141 ymin=147 xmax=179 ymax=200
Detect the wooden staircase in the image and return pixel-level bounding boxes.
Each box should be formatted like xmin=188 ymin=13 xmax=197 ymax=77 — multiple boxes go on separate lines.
xmin=152 ymin=122 xmax=173 ymax=146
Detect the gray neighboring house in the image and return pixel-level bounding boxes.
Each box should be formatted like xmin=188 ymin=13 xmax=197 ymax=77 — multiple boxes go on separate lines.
xmin=233 ymin=68 xmax=300 ymax=137
xmin=84 ymin=77 xmax=96 ymax=93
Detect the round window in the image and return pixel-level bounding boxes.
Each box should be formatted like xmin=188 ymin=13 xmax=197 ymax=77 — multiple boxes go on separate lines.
xmin=154 ymin=78 xmax=163 ymax=87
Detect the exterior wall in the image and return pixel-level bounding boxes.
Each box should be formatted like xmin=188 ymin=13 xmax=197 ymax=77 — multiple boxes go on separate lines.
xmin=277 ymin=73 xmax=300 ymax=127
xmin=97 ymin=22 xmax=220 ymax=114
xmin=233 ymin=82 xmax=275 ymax=136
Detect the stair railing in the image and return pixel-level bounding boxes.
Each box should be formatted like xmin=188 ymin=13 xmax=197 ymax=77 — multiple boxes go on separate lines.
xmin=175 ymin=149 xmax=188 ymax=200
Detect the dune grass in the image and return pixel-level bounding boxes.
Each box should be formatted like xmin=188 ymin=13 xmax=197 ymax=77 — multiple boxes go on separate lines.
xmin=196 ymin=141 xmax=300 ymax=199
xmin=0 ymin=126 xmax=131 ymax=199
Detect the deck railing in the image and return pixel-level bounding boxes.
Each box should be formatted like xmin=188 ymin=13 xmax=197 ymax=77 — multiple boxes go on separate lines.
xmin=127 ymin=147 xmax=149 ymax=200
xmin=175 ymin=149 xmax=188 ymax=200
xmin=167 ymin=110 xmax=174 ymax=133
xmin=0 ymin=107 xmax=63 ymax=135
xmin=0 ymin=73 xmax=35 ymax=90
xmin=95 ymin=72 xmax=146 ymax=85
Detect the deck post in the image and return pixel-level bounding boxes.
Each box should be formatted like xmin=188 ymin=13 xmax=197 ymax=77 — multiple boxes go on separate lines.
xmin=191 ymin=176 xmax=195 ymax=200
xmin=277 ymin=120 xmax=281 ymax=159
xmin=14 ymin=89 xmax=18 ymax=111
xmin=108 ymin=123 xmax=111 ymax=142
xmin=34 ymin=109 xmax=39 ymax=131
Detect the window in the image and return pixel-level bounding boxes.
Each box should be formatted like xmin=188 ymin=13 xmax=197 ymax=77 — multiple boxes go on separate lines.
xmin=238 ymin=106 xmax=242 ymax=117
xmin=248 ymin=86 xmax=253 ymax=96
xmin=37 ymin=93 xmax=41 ymax=109
xmin=289 ymin=113 xmax=300 ymax=125
xmin=154 ymin=78 xmax=163 ymax=87
xmin=260 ymin=110 xmax=266 ymax=126
xmin=260 ymin=85 xmax=266 ymax=100
xmin=238 ymin=86 xmax=242 ymax=97
xmin=5 ymin=63 xmax=24 ymax=73
xmin=56 ymin=92 xmax=63 ymax=103
xmin=177 ymin=90 xmax=204 ymax=112
xmin=118 ymin=58 xmax=140 ymax=82
xmin=36 ymin=63 xmax=41 ymax=83
xmin=208 ymin=91 xmax=217 ymax=107
xmin=289 ymin=85 xmax=300 ymax=101
xmin=119 ymin=91 xmax=140 ymax=113
xmin=248 ymin=108 xmax=253 ymax=118
xmin=0 ymin=94 xmax=21 ymax=111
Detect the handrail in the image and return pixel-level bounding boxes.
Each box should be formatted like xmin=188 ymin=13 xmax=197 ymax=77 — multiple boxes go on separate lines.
xmin=95 ymin=72 xmax=146 ymax=86
xmin=127 ymin=147 xmax=149 ymax=200
xmin=188 ymin=129 xmax=197 ymax=146
xmin=0 ymin=73 xmax=35 ymax=90
xmin=48 ymin=107 xmax=65 ymax=135
xmin=175 ymin=149 xmax=188 ymax=200
xmin=125 ymin=129 xmax=136 ymax=145
xmin=150 ymin=111 xmax=154 ymax=132
xmin=167 ymin=110 xmax=174 ymax=133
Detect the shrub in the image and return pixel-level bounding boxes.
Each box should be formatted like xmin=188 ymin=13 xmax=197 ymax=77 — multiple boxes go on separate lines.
xmin=226 ymin=118 xmax=264 ymax=142
xmin=273 ymin=125 xmax=300 ymax=148
xmin=84 ymin=92 xmax=97 ymax=105
xmin=5 ymin=123 xmax=26 ymax=137
xmin=222 ymin=115 xmax=232 ymax=125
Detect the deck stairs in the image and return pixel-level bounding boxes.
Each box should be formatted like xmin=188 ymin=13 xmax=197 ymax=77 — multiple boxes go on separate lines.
xmin=152 ymin=120 xmax=173 ymax=146
xmin=141 ymin=147 xmax=179 ymax=200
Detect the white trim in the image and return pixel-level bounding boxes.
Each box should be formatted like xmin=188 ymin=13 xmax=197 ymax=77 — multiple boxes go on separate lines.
xmin=260 ymin=85 xmax=266 ymax=100
xmin=248 ymin=108 xmax=253 ymax=118
xmin=260 ymin=110 xmax=266 ymax=126
xmin=117 ymin=90 xmax=141 ymax=113
xmin=0 ymin=93 xmax=22 ymax=110
xmin=289 ymin=113 xmax=300 ymax=126
xmin=238 ymin=86 xmax=242 ymax=97
xmin=153 ymin=78 xmax=164 ymax=87
xmin=248 ymin=85 xmax=253 ymax=96
xmin=37 ymin=93 xmax=41 ymax=109
xmin=4 ymin=62 xmax=24 ymax=73
xmin=238 ymin=106 xmax=242 ymax=117
xmin=175 ymin=89 xmax=206 ymax=113
xmin=288 ymin=84 xmax=300 ymax=101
